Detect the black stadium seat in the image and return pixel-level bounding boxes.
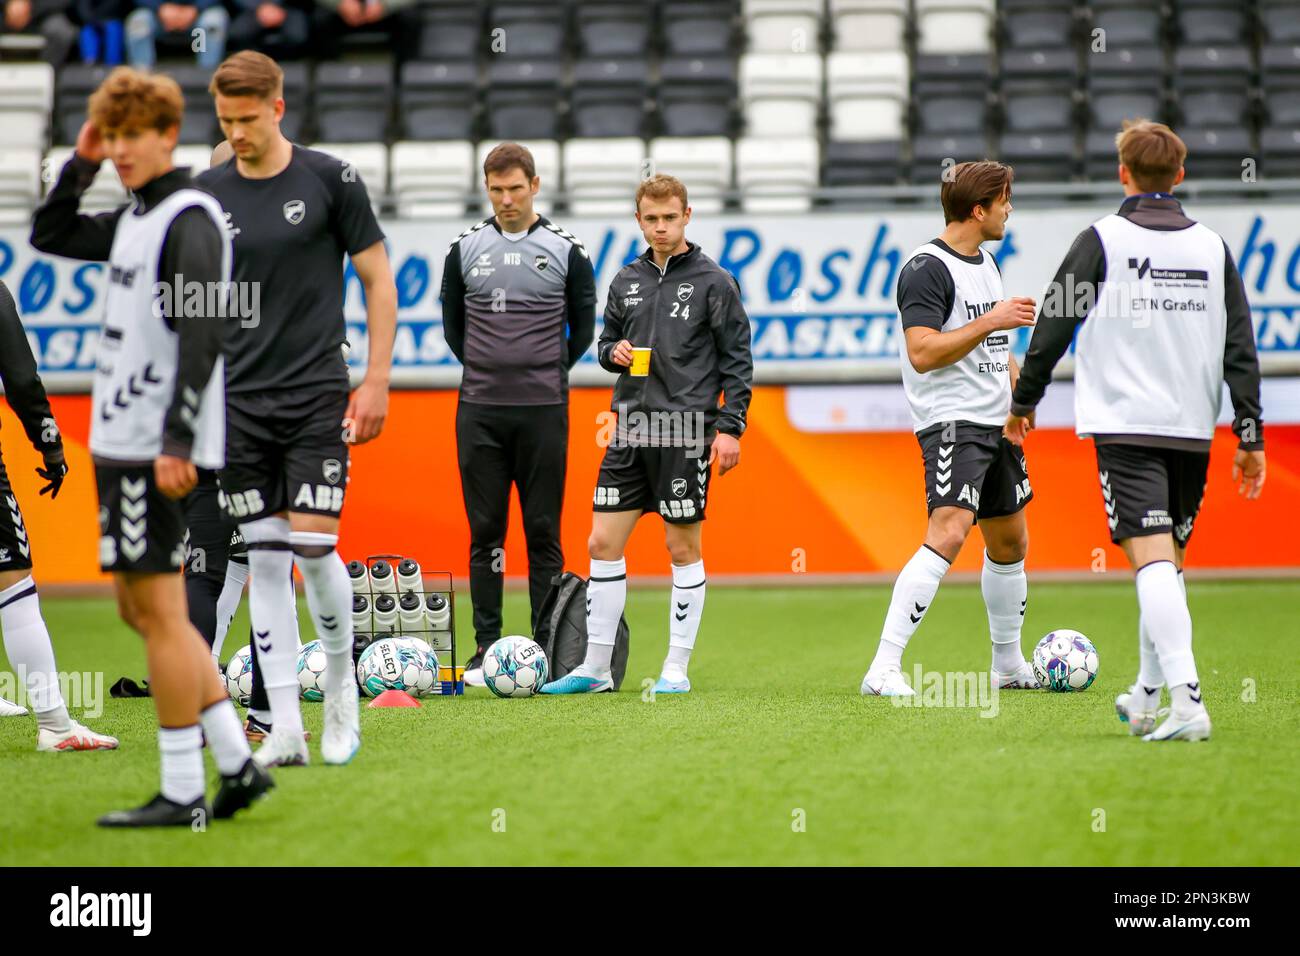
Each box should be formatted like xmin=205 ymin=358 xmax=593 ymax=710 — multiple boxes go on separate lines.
xmin=413 ymin=2 xmax=482 ymax=61
xmin=999 ymin=0 xmax=1078 ymax=51
xmin=490 ymin=2 xmax=567 ymax=59
xmin=484 ymin=59 xmax=563 ymax=139
xmin=1177 ymin=127 xmax=1253 ymax=179
xmin=1084 ymin=128 xmax=1122 ymax=180
xmin=823 ymin=139 xmax=904 ymax=190
xmin=1085 ymin=46 xmax=1167 ymax=130
xmin=1260 ymin=125 xmax=1300 ymax=178
xmin=570 ymin=58 xmax=651 ymax=138
xmin=1000 ymin=48 xmax=1080 ymax=133
xmin=914 ymin=54 xmax=994 ymax=135
xmin=1260 ymin=44 xmax=1300 ymax=130
xmin=658 ymin=55 xmax=736 ymax=137
xmin=996 ymin=130 xmax=1077 ymax=182
xmin=1088 ymin=0 xmax=1167 ymax=49
xmin=910 ymin=133 xmax=989 ymax=184
xmin=399 ymin=61 xmax=479 ymax=141
xmin=1172 ymin=45 xmax=1254 ymax=130
xmin=160 ymin=65 xmax=220 ymax=146
xmin=661 ymin=1 xmax=735 ymax=56
xmin=314 ymin=62 xmax=393 ymax=143
xmin=580 ymin=2 xmax=654 ymax=57
xmin=278 ymin=62 xmax=310 ymax=144
xmin=1259 ymin=0 xmax=1300 ymax=44
xmin=54 ymin=64 xmax=111 ymax=145
xmin=1174 ymin=0 xmax=1248 ymax=46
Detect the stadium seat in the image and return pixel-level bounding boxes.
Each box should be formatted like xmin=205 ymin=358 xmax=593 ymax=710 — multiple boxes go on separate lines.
xmin=563 ymin=138 xmax=647 ymax=216
xmin=659 ymin=56 xmax=737 ymax=137
xmin=829 ymin=0 xmax=909 ymax=52
xmin=314 ymin=63 xmax=394 ymax=144
xmin=1084 ymin=46 xmax=1168 ymax=130
xmin=413 ymin=2 xmax=483 ymax=61
xmin=399 ymin=61 xmax=479 ymax=141
xmin=310 ymin=143 xmax=389 ymax=210
xmin=570 ymin=58 xmax=651 ymax=139
xmin=1174 ymin=0 xmax=1247 ymax=46
xmin=0 ymin=64 xmax=53 ymax=151
xmin=827 ymin=50 xmax=909 ymax=141
xmin=489 ymin=2 xmax=567 ymax=58
xmin=823 ymin=138 xmax=904 ymax=189
xmin=155 ymin=65 xmax=221 ymax=146
xmin=736 ymin=136 xmax=819 ymax=212
xmin=999 ymin=0 xmax=1078 ymax=51
xmin=1172 ymin=45 xmax=1253 ymax=130
xmin=910 ymin=132 xmax=988 ymax=183
xmin=579 ymin=2 xmax=653 ymax=57
xmin=999 ymin=48 xmax=1080 ymax=134
xmin=1259 ymin=0 xmax=1300 ymax=45
xmin=391 ymin=140 xmax=475 ymax=219
xmin=44 ymin=146 xmax=127 ymax=212
xmin=1087 ymin=0 xmax=1167 ymax=49
xmin=279 ymin=62 xmax=311 ymax=144
xmin=661 ymin=1 xmax=737 ymax=56
xmin=1177 ymin=128 xmax=1252 ymax=180
xmin=649 ymin=137 xmax=733 ymax=213
xmin=1083 ymin=129 xmax=1122 ymax=180
xmin=739 ymin=53 xmax=823 ymax=138
xmin=475 ymin=139 xmax=560 ymax=215
xmin=173 ymin=145 xmax=216 ymax=174
xmin=995 ymin=130 xmax=1076 ymax=181
xmin=0 ymin=148 xmax=41 ymax=226
xmin=54 ymin=64 xmax=112 ymax=145
xmin=1260 ymin=125 xmax=1300 ymax=178
xmin=914 ymin=54 xmax=994 ymax=134
xmin=485 ymin=60 xmax=563 ymax=140
xmin=743 ymin=0 xmax=824 ymax=53
xmin=914 ymin=0 xmax=996 ymax=55
xmin=1261 ymin=44 xmax=1300 ymax=129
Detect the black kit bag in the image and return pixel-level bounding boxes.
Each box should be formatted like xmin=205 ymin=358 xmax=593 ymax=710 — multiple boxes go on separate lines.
xmin=532 ymin=571 xmax=630 ymax=690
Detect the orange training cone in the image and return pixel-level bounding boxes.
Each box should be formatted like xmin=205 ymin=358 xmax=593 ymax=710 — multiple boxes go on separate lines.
xmin=367 ymin=689 xmax=421 ymax=708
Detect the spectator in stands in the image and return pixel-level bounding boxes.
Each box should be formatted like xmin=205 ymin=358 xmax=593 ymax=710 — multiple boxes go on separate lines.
xmin=228 ymin=0 xmax=310 ymax=59
xmin=2 ymin=0 xmax=80 ymax=65
xmin=125 ymin=0 xmax=228 ymax=68
xmin=75 ymin=0 xmax=127 ymax=64
xmin=314 ymin=0 xmax=417 ymax=58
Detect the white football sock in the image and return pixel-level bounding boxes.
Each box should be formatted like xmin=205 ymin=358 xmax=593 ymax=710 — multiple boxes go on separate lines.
xmin=159 ymin=724 xmax=204 ymax=804
xmin=211 ymin=559 xmax=249 ymax=663
xmin=579 ymin=557 xmax=625 ymax=676
xmin=869 ymin=546 xmax=950 ymax=674
xmin=982 ymin=551 xmax=1028 ymax=672
xmin=200 ymin=699 xmax=251 ymax=775
xmin=241 ymin=516 xmax=303 ymax=737
xmin=1136 ymin=615 xmax=1164 ymax=700
xmin=1135 ymin=561 xmax=1202 ymax=714
xmin=0 ymin=576 xmax=71 ymax=732
xmin=663 ymin=560 xmax=705 ymax=681
xmin=290 ymin=532 xmax=354 ymax=696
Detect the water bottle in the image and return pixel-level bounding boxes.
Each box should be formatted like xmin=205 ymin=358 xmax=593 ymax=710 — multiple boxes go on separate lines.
xmin=424 ymin=592 xmax=451 ymax=631
xmin=347 ymin=560 xmax=368 ymax=594
xmin=398 ymin=590 xmax=426 ymax=632
xmin=396 ymin=558 xmax=422 ymax=593
xmin=369 ymin=559 xmax=396 ymax=595
xmin=351 ymin=593 xmax=371 ymax=633
xmin=373 ymin=592 xmax=398 ymax=633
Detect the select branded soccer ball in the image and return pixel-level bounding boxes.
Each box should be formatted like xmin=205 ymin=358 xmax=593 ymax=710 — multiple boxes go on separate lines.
xmin=225 ymin=645 xmax=254 ymax=706
xmin=356 ymin=638 xmax=435 ymax=698
xmin=1032 ymin=630 xmax=1099 ymax=692
xmin=297 ymin=639 xmax=328 ymax=702
xmin=394 ymin=638 xmax=439 ymax=696
xmin=483 ymin=635 xmax=548 ymax=698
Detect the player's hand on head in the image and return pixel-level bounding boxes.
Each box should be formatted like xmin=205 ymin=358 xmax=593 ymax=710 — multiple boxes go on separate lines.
xmin=985 ymin=297 xmax=1037 ymax=331
xmin=1231 ymin=449 xmax=1266 ymax=500
xmin=710 ymin=432 xmax=741 ymax=476
xmin=74 ymin=120 xmax=105 ymax=165
xmin=611 ymin=339 xmax=634 ymax=367
xmin=345 ymin=378 xmax=389 ymax=445
xmin=36 ymin=449 xmax=68 ymax=499
xmin=155 ymin=455 xmax=196 ymax=500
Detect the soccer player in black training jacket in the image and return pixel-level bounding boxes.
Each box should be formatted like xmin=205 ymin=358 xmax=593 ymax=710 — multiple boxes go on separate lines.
xmin=198 ymin=52 xmax=397 ymax=768
xmin=0 ymin=281 xmax=119 ymax=751
xmin=30 ymin=68 xmax=269 ymax=826
xmin=440 ymin=142 xmax=596 ymax=687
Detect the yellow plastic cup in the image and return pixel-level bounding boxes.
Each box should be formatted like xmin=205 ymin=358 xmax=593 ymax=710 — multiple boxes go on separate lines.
xmin=630 ymin=347 xmax=652 ymax=377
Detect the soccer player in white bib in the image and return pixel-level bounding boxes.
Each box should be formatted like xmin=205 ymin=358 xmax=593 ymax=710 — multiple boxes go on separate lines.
xmin=1006 ymin=121 xmax=1266 ymax=742
xmin=862 ymin=161 xmax=1041 ymax=697
xmin=31 ymin=68 xmax=272 ymax=825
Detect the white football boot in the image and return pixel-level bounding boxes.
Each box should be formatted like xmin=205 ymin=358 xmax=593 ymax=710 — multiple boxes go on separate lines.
xmin=0 ymin=696 xmax=28 ymax=717
xmin=37 ymin=721 xmax=119 ymax=752
xmin=321 ymin=670 xmax=361 ymax=765
xmin=254 ymin=727 xmax=310 ymax=767
xmin=860 ymin=668 xmax=916 ymax=697
xmin=993 ymin=660 xmax=1042 ymax=689
xmin=1115 ymin=686 xmax=1160 ymax=736
xmin=1144 ymin=708 xmax=1212 ymax=742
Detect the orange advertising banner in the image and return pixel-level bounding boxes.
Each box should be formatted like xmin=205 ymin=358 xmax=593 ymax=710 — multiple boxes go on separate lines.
xmin=4 ymin=387 xmax=1296 ymax=585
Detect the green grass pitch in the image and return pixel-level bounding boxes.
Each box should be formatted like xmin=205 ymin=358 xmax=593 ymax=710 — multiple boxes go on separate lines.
xmin=2 ymin=580 xmax=1297 ymax=866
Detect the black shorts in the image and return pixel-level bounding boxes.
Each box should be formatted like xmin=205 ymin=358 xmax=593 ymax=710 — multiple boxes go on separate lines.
xmin=221 ymin=387 xmax=350 ymax=522
xmin=917 ymin=422 xmax=1033 ymax=520
xmin=1095 ymin=442 xmax=1210 ymax=547
xmin=182 ymin=470 xmax=245 ymax=578
xmin=94 ymin=462 xmax=187 ymax=573
xmin=0 ymin=448 xmax=33 ymax=572
xmin=593 ymin=443 xmax=712 ymax=524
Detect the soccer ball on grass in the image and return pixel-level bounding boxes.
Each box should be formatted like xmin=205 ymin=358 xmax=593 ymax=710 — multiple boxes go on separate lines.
xmin=1032 ymin=630 xmax=1099 ymax=692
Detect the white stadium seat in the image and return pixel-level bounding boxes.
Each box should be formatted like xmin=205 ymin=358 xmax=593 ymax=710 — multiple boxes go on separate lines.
xmin=563 ymin=138 xmax=647 ymax=218
xmin=914 ymin=0 xmax=995 ymax=54
xmin=173 ymin=145 xmax=217 ymax=174
xmin=648 ymin=137 xmax=733 ymax=215
xmin=310 ymin=142 xmax=389 ymax=212
xmin=736 ymin=136 xmax=819 ymax=213
xmin=740 ymin=52 xmax=824 ymax=138
xmin=391 ymin=140 xmax=474 ymax=219
xmin=0 ymin=63 xmax=53 ymax=150
xmin=475 ymin=139 xmax=560 ymax=216
xmin=44 ymin=146 xmax=127 ymax=214
xmin=0 ymin=149 xmax=42 ymax=226
xmin=830 ymin=0 xmax=910 ymax=52
xmin=743 ymin=0 xmax=825 ymax=53
xmin=827 ymin=50 xmax=910 ymax=140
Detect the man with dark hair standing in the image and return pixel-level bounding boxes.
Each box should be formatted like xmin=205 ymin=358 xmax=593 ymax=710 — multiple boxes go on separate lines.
xmin=440 ymin=142 xmax=596 ymax=687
